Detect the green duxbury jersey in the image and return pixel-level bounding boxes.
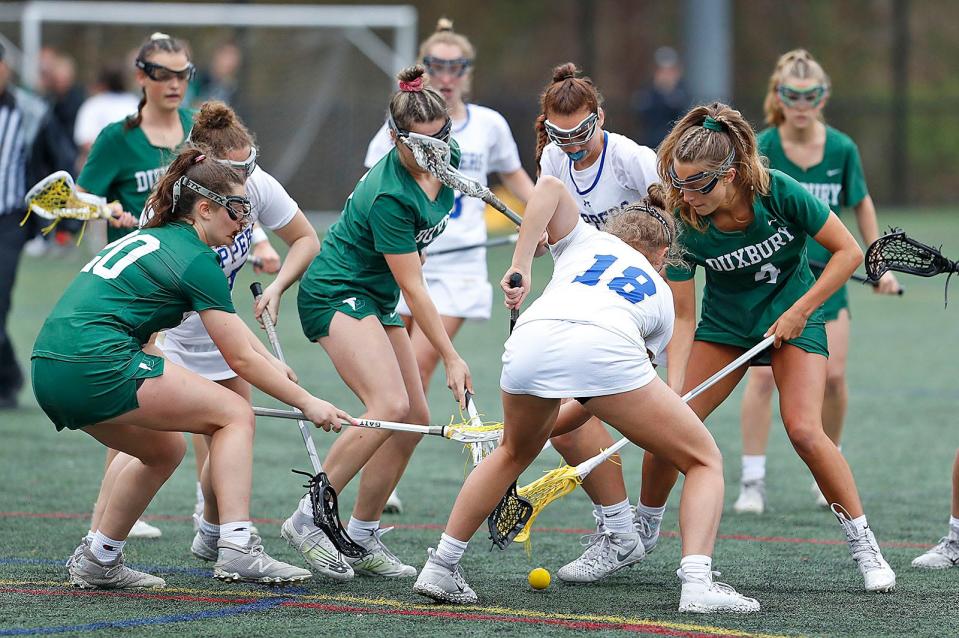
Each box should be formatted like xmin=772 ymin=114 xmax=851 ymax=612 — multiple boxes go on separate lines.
xmin=33 ymin=222 xmax=234 ymax=363
xmin=757 ymin=126 xmax=867 ymax=266
xmin=299 ymin=141 xmax=461 ymax=314
xmin=666 ymin=169 xmax=830 ymax=346
xmin=78 ymin=108 xmax=194 ymax=242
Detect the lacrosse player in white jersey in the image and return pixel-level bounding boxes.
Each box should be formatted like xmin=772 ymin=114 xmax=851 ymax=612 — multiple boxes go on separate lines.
xmin=533 ymin=62 xmax=665 ymax=581
xmin=364 ymin=18 xmax=534 ymax=514
xmin=414 ymin=178 xmax=759 ymax=613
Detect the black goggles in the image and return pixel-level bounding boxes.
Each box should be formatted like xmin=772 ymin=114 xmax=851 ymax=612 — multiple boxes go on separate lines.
xmin=136 ymin=59 xmax=196 ymax=82
xmin=422 ymin=55 xmax=473 ymax=78
xmin=668 ymin=149 xmax=736 ymax=194
xmin=173 ymin=176 xmax=253 ymax=224
xmin=389 ymin=114 xmax=453 ymax=145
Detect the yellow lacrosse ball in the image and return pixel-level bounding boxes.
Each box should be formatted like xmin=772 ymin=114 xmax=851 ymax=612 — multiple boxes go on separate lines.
xmin=528 ymin=567 xmax=551 ymax=590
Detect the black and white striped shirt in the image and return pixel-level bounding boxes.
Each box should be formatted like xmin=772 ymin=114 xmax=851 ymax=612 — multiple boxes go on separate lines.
xmin=0 ymin=90 xmax=27 ymax=216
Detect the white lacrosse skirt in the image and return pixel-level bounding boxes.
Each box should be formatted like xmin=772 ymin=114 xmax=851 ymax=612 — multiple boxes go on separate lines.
xmin=396 ymin=274 xmax=493 ymax=320
xmin=500 ymin=319 xmax=657 ymax=398
xmin=155 ymin=323 xmax=236 ymax=381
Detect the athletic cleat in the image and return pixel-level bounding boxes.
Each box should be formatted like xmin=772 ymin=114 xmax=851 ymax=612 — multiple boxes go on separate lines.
xmin=193 ymin=501 xmax=203 ymax=532
xmin=557 ymin=531 xmax=646 ymax=583
xmin=833 ymin=505 xmax=896 ymax=592
xmin=634 ymin=508 xmax=662 ymax=553
xmin=911 ymin=537 xmax=959 ymax=569
xmin=384 ymin=489 xmax=403 ymax=514
xmin=811 ymin=480 xmax=829 ymax=508
xmin=413 ymin=548 xmax=477 ymax=604
xmin=677 ymin=568 xmax=760 ymax=613
xmin=733 ymin=480 xmax=766 ymax=514
xmin=69 ymin=546 xmax=165 ymax=589
xmin=191 ymin=531 xmax=219 ymax=562
xmin=213 ymin=535 xmax=312 ymax=584
xmin=64 ymin=538 xmax=90 ymax=569
xmin=128 ymin=519 xmax=162 ymax=539
xmin=280 ymin=514 xmax=354 ymax=581
xmin=348 ymin=527 xmax=416 ymax=577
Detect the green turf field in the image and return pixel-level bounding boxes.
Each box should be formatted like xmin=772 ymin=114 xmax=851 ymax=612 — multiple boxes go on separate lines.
xmin=1 ymin=209 xmax=957 ymax=637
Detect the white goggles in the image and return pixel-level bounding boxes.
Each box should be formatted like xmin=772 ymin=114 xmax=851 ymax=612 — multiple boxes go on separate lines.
xmin=217 ymin=146 xmax=257 ymax=177
xmin=544 ymin=112 xmax=599 ymax=148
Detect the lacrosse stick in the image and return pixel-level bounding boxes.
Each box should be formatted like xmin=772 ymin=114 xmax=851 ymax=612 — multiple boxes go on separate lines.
xmin=250 ymin=282 xmax=367 ymax=559
xmin=808 ymin=259 xmax=903 ymax=295
xmin=22 ymin=171 xmax=117 ymax=242
xmin=487 ymin=272 xmax=533 ymax=549
xmin=427 ymin=233 xmax=519 ymax=257
xmin=464 ymin=391 xmax=497 ymax=466
xmin=492 ymin=334 xmax=777 ymax=550
xmin=865 ymin=228 xmax=958 ymax=305
xmin=401 ymin=134 xmax=523 ymax=226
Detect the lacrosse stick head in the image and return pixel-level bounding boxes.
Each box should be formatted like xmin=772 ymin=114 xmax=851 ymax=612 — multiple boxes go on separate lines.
xmin=292 ymin=469 xmax=368 ymax=559
xmin=512 ymin=465 xmax=582 ymax=546
xmin=865 ymin=228 xmax=958 ymax=280
xmin=24 ymin=171 xmax=108 ymax=221
xmin=487 ymin=482 xmax=533 ymax=551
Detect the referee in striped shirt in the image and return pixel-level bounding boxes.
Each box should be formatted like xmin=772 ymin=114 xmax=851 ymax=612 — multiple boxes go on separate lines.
xmin=0 ymin=42 xmax=28 ymax=409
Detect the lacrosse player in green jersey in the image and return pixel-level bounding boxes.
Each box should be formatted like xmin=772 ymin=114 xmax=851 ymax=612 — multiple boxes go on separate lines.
xmin=285 ymin=65 xmax=472 ymax=580
xmin=636 ymin=103 xmax=897 ymax=593
xmin=32 ymin=148 xmax=354 ymax=589
xmin=733 ymin=49 xmax=902 ymax=515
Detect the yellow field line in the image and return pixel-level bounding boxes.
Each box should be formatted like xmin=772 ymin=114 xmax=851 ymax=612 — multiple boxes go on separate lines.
xmin=0 ymin=579 xmax=791 ymax=638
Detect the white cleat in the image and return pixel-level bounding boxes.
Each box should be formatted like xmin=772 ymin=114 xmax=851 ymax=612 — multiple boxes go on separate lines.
xmin=413 ymin=548 xmax=477 ymax=604
xmin=911 ymin=537 xmax=959 ymax=570
xmin=213 ymin=535 xmax=312 ymax=584
xmin=69 ymin=547 xmax=165 ymax=589
xmin=811 ymin=480 xmax=829 ymax=509
xmin=833 ymin=505 xmax=896 ymax=592
xmin=347 ymin=527 xmax=417 ymax=577
xmin=634 ymin=508 xmax=662 ymax=553
xmin=191 ymin=531 xmax=219 ymax=562
xmin=128 ymin=519 xmax=162 ymax=539
xmin=280 ymin=513 xmax=354 ymax=581
xmin=557 ymin=531 xmax=646 ymax=583
xmin=677 ymin=568 xmax=760 ymax=614
xmin=384 ymin=489 xmax=403 ymax=514
xmin=733 ymin=480 xmax=766 ymax=514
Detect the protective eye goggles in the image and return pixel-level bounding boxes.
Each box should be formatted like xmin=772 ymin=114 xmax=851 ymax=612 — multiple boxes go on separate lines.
xmin=388 ymin=112 xmax=453 ymax=145
xmin=217 ymin=146 xmax=258 ymax=177
xmin=544 ymin=112 xmax=599 ymax=148
xmin=668 ymin=149 xmax=736 ymax=194
xmin=777 ymin=84 xmax=827 ymax=108
xmin=422 ymin=55 xmax=472 ymax=78
xmin=136 ymin=58 xmax=196 ymax=83
xmin=173 ymin=176 xmax=253 ymax=225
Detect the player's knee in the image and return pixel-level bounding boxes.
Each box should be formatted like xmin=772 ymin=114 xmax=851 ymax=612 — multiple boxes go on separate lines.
xmin=783 ymin=417 xmax=825 ymax=458
xmin=141 ymin=434 xmax=187 ymax=474
xmin=750 ymin=368 xmax=777 ymax=397
xmin=824 ymin=365 xmax=846 ymax=391
xmin=371 ymin=391 xmax=411 ymax=423
xmin=536 ymin=174 xmax=565 ymax=196
xmin=549 ymin=429 xmax=580 ymax=456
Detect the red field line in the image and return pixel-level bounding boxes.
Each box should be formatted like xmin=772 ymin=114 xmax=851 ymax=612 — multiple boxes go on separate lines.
xmin=0 ymin=511 xmax=930 ymax=549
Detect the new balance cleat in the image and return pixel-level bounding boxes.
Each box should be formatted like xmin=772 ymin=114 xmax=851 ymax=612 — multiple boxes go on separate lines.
xmin=384 ymin=489 xmax=404 ymax=514
xmin=69 ymin=546 xmax=165 ymax=589
xmin=833 ymin=505 xmax=896 ymax=592
xmin=557 ymin=531 xmax=646 ymax=583
xmin=280 ymin=514 xmax=354 ymax=581
xmin=634 ymin=508 xmax=662 ymax=553
xmin=128 ymin=519 xmax=162 ymax=539
xmin=413 ymin=548 xmax=477 ymax=604
xmin=911 ymin=537 xmax=959 ymax=569
xmin=213 ymin=535 xmax=312 ymax=584
xmin=677 ymin=568 xmax=760 ymax=613
xmin=191 ymin=531 xmax=219 ymax=562
xmin=733 ymin=480 xmax=766 ymax=514
xmin=347 ymin=527 xmax=416 ymax=577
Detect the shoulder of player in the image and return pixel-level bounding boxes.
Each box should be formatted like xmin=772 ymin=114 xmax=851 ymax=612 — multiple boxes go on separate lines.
xmin=463 ymin=103 xmax=509 ymax=128
xmin=824 ymin=125 xmax=859 ymax=153
xmin=606 ymin=131 xmax=656 ymax=165
xmin=92 ymin=119 xmax=127 ymax=145
xmin=755 ymin=126 xmax=778 ymax=154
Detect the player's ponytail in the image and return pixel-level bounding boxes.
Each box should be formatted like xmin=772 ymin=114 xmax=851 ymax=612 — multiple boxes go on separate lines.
xmin=534 ymin=62 xmax=603 ymax=171
xmin=189 ymin=100 xmax=256 ymax=156
xmin=388 ymin=64 xmax=448 ymax=132
xmin=144 ymin=148 xmax=244 ymax=228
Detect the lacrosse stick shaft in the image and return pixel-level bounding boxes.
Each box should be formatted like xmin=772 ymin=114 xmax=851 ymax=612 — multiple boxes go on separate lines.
xmin=427 ymin=233 xmax=519 ymax=257
xmin=251 ymin=282 xmax=322 ymax=475
xmin=809 ymin=259 xmax=904 ymax=295
xmin=481 ymin=189 xmax=523 ymax=226
xmin=508 ymin=272 xmax=522 ymax=333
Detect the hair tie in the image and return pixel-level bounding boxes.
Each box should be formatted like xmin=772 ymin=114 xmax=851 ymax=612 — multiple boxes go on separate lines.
xmin=399 ymin=76 xmax=425 ymax=92
xmin=703 ymin=116 xmax=724 ymax=132
xmin=193 ymin=154 xmax=206 ymax=164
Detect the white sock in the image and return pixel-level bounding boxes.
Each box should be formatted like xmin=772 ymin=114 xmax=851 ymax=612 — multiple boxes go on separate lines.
xmin=220 ymin=521 xmax=252 ymax=547
xmin=636 ymin=501 xmax=666 ymax=519
xmin=435 ymin=533 xmax=469 ymax=566
xmin=741 ymin=455 xmax=766 ymax=483
xmin=91 ymin=531 xmax=125 ymax=563
xmin=84 ymin=530 xmax=95 ymax=544
xmin=298 ymin=495 xmax=314 ymax=517
xmin=195 ymin=481 xmax=204 ymax=506
xmin=602 ymin=499 xmax=634 ymax=534
xmin=948 ymin=516 xmax=959 ymax=540
xmin=680 ymin=554 xmax=712 ymax=584
xmin=198 ymin=517 xmax=220 ymax=538
xmin=347 ymin=517 xmax=380 ymax=545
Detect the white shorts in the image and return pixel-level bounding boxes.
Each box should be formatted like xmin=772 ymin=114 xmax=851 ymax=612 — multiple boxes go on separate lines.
xmin=396 ymin=274 xmax=493 ymax=320
xmin=155 ymin=331 xmax=236 ymax=381
xmin=500 ymin=319 xmax=657 ymax=398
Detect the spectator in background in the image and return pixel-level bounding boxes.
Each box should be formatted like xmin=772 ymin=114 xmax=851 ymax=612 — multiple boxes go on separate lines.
xmin=193 ymin=41 xmax=242 ymax=107
xmin=630 ymin=46 xmax=689 ymax=148
xmin=38 ymin=47 xmax=85 ymax=146
xmin=74 ymin=62 xmax=139 ymax=168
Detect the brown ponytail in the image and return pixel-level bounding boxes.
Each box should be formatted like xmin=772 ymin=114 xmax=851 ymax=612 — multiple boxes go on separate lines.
xmin=189 ymin=100 xmax=255 ymax=156
xmin=144 ymin=147 xmax=244 ymax=228
xmin=388 ymin=64 xmax=448 ymax=131
xmin=534 ymin=62 xmax=603 ymax=171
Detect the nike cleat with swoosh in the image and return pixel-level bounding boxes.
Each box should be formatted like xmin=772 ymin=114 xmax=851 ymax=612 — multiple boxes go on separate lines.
xmin=413 ymin=548 xmax=477 ymax=604
xmin=557 ymin=531 xmax=646 ymax=584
